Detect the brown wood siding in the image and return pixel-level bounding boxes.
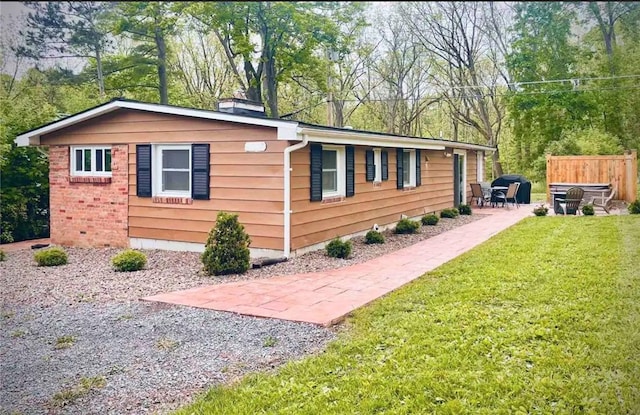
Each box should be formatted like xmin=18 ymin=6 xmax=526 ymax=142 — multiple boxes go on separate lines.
xmin=42 ymin=109 xmax=286 ymax=250
xmin=290 ymin=146 xmax=456 ymax=250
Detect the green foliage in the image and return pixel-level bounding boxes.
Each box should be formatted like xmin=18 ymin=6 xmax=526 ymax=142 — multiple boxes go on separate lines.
xmin=326 ymin=238 xmax=352 ymax=259
xmin=201 ymin=212 xmax=251 ymax=276
xmin=458 ymin=204 xmax=472 ymax=215
xmin=546 ymin=127 xmax=624 ymax=156
xmin=0 ymin=249 xmax=5 ymax=261
xmin=176 ymin=217 xmax=640 ymax=415
xmin=34 ymin=247 xmax=68 ymax=267
xmin=533 ymin=205 xmax=549 ymax=216
xmin=440 ymin=208 xmax=459 ymax=219
xmin=364 ymin=230 xmax=384 ymax=244
xmin=111 ymin=249 xmax=147 ymax=272
xmin=581 ymin=204 xmax=595 ymax=216
xmin=421 ymin=214 xmax=439 ymax=226
xmin=629 ymin=200 xmax=640 ymax=214
xmin=183 ymin=1 xmax=365 ymax=117
xmin=394 ymin=218 xmax=420 ymax=234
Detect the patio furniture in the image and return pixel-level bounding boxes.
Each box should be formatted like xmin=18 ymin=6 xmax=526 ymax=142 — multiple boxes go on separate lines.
xmin=590 ymin=188 xmax=617 ymax=214
xmin=494 ymin=182 xmax=520 ymax=209
xmin=556 ymin=187 xmax=584 ymax=215
xmin=469 ymin=183 xmax=490 ymax=208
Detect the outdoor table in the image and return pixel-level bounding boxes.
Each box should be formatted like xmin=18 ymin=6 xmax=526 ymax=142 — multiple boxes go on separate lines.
xmin=490 ymin=186 xmax=508 ymax=207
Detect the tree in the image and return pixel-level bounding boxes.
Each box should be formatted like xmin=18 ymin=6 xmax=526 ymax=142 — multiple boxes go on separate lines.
xmin=17 ymin=1 xmax=114 ymax=97
xmin=113 ymin=1 xmax=181 ymax=104
xmin=506 ymin=2 xmax=597 ymax=180
xmin=401 ymin=2 xmax=507 ymax=177
xmin=366 ymin=6 xmax=438 ymax=136
xmin=185 ymin=1 xmax=363 ymax=118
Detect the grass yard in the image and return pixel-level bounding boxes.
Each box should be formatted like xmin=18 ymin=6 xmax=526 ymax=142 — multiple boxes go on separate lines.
xmin=177 ymin=216 xmax=640 ymax=415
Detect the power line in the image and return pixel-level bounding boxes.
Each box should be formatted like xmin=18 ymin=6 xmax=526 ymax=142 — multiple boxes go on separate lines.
xmin=333 ymin=84 xmax=640 ymax=103
xmin=448 ymin=74 xmax=640 ymax=91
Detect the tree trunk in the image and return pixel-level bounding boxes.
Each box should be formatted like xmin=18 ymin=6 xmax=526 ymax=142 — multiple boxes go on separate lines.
xmin=155 ymin=28 xmax=168 ymax=105
xmin=95 ymin=45 xmax=105 ymax=98
xmin=492 ymin=150 xmax=504 ymax=179
xmin=264 ymin=49 xmax=278 ymax=118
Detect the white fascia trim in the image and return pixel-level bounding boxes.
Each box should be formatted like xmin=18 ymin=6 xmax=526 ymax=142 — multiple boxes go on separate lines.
xmin=300 ymin=128 xmax=446 ymax=150
xmin=15 ymin=100 xmax=300 ymax=146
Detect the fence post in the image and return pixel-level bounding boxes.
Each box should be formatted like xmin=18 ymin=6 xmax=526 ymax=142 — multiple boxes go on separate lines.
xmin=546 ymin=153 xmax=552 ymax=203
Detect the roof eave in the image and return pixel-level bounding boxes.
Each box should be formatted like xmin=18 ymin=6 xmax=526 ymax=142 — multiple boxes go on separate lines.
xmin=298 ymin=126 xmax=495 ymax=152
xmin=15 ymin=100 xmax=300 ymax=146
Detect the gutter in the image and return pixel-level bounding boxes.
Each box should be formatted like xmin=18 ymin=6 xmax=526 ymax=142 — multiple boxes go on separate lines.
xmin=283 ymin=133 xmax=309 ymax=258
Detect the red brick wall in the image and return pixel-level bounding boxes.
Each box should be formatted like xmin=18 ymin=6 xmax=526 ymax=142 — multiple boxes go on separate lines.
xmin=49 ymin=145 xmax=129 ymax=247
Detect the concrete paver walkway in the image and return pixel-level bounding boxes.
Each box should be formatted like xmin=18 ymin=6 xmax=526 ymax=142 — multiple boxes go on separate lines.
xmin=142 ymin=207 xmax=533 ymax=326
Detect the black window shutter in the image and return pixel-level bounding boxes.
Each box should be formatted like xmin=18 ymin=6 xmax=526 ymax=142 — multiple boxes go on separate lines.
xmin=310 ymin=143 xmax=322 ymax=201
xmin=396 ymin=148 xmax=404 ymax=189
xmin=346 ymin=146 xmax=355 ymax=197
xmin=381 ymin=150 xmax=388 ymax=181
xmin=191 ymin=144 xmax=210 ymax=200
xmin=136 ymin=144 xmax=152 ymax=197
xmin=415 ymin=149 xmax=421 ymax=187
xmin=365 ymin=149 xmax=375 ymax=182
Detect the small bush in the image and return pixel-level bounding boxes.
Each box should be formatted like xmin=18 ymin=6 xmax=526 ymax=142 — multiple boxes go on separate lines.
xmin=0 ymin=249 xmax=5 ymax=262
xmin=34 ymin=247 xmax=68 ymax=267
xmin=533 ymin=205 xmax=549 ymax=216
xmin=629 ymin=199 xmax=640 ymax=214
xmin=364 ymin=230 xmax=385 ymax=244
xmin=326 ymin=238 xmax=352 ymax=259
xmin=111 ymin=249 xmax=147 ymax=272
xmin=458 ymin=204 xmax=472 ymax=215
xmin=440 ymin=208 xmax=459 ymax=219
xmin=421 ymin=214 xmax=439 ymax=226
xmin=395 ymin=218 xmax=420 ymax=234
xmin=581 ymin=204 xmax=595 ymax=216
xmin=201 ymin=212 xmax=252 ymax=276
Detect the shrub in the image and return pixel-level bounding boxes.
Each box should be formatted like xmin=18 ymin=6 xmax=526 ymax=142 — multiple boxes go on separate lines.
xmin=326 ymin=238 xmax=352 ymax=259
xmin=0 ymin=249 xmax=5 ymax=261
xmin=629 ymin=199 xmax=640 ymax=214
xmin=533 ymin=205 xmax=549 ymax=216
xmin=364 ymin=230 xmax=385 ymax=244
xmin=34 ymin=247 xmax=68 ymax=267
xmin=112 ymin=249 xmax=147 ymax=272
xmin=440 ymin=208 xmax=459 ymax=219
xmin=421 ymin=214 xmax=439 ymax=226
xmin=201 ymin=212 xmax=251 ymax=276
xmin=581 ymin=204 xmax=595 ymax=216
xmin=458 ymin=204 xmax=472 ymax=215
xmin=395 ymin=218 xmax=420 ymax=234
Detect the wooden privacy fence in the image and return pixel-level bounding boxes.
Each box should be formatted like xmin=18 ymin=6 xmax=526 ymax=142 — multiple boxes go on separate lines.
xmin=546 ymin=150 xmax=638 ymax=203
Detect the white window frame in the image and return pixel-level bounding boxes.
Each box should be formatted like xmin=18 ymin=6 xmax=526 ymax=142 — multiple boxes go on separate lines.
xmin=476 ymin=151 xmax=484 ymax=182
xmin=403 ymin=149 xmax=416 ymax=187
xmin=374 ymin=148 xmax=382 ymax=182
xmin=154 ymin=144 xmax=191 ymax=197
xmin=70 ymin=146 xmax=112 ymax=177
xmin=322 ymin=145 xmax=345 ymax=198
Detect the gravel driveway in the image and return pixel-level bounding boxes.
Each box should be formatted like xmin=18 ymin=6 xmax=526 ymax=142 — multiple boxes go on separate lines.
xmin=0 ymin=213 xmax=485 ymax=414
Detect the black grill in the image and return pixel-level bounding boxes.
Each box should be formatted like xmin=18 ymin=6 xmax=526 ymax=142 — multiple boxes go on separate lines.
xmin=491 ymin=174 xmax=532 ymax=204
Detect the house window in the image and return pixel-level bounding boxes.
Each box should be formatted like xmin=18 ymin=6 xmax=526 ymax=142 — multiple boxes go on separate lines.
xmin=70 ymin=146 xmax=112 ymax=176
xmin=155 ymin=145 xmax=191 ymax=197
xmin=403 ymin=149 xmax=416 ymax=187
xmin=322 ymin=145 xmax=345 ymax=198
xmin=374 ymin=149 xmax=382 ymax=182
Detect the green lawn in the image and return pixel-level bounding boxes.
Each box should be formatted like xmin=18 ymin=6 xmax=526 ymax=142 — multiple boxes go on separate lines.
xmin=177 ymin=216 xmax=640 ymax=415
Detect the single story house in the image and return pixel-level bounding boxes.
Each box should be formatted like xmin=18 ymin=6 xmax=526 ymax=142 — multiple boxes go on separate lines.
xmin=16 ymin=98 xmax=494 ymax=259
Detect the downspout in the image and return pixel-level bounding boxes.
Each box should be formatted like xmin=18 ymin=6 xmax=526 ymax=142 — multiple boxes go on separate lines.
xmin=283 ymin=134 xmax=309 ymax=258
